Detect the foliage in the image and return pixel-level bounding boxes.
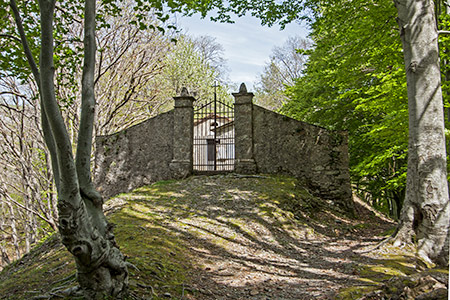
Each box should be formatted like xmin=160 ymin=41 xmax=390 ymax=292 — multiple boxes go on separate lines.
xmin=1 ymin=0 xmax=90 ymax=107
xmin=155 ymin=35 xmax=232 ymax=107
xmin=0 ymin=0 xmax=231 ymax=274
xmin=254 ymin=36 xmax=311 ymax=111
xmin=439 ymin=8 xmax=450 ymax=124
xmin=281 ymin=0 xmax=413 ymax=219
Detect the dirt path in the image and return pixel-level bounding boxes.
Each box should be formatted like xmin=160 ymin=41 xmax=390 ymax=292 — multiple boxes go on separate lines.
xmin=0 ymin=174 xmax=445 ymax=300
xmin=123 ymin=174 xmax=395 ymax=300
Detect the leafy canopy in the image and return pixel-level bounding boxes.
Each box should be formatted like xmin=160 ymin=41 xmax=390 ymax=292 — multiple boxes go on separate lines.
xmin=282 ymin=0 xmax=410 ymax=217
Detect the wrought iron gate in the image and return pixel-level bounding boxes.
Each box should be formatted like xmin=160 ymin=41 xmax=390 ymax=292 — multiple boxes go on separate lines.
xmin=193 ymin=90 xmax=235 ymax=172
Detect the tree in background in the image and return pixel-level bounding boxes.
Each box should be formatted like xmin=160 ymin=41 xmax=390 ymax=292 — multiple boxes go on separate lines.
xmin=282 ymin=0 xmax=409 ymax=219
xmin=255 ymin=36 xmax=311 ymax=111
xmin=2 ymin=0 xmax=232 ymax=294
xmin=94 ymin=6 xmax=231 ymax=135
xmin=155 ymin=35 xmax=232 ymax=107
xmin=94 ymin=1 xmax=174 ymax=135
xmin=0 ymin=77 xmax=58 ymax=264
xmin=192 ymin=35 xmax=228 ymax=78
xmin=209 ymin=0 xmax=449 ymax=265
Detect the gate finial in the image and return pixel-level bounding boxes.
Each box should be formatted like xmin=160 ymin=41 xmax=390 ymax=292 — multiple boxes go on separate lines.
xmin=180 ymin=87 xmax=189 ymax=96
xmin=239 ymin=83 xmax=247 ymax=93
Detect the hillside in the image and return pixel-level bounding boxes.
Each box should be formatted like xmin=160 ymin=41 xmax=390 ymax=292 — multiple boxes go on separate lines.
xmin=0 ymin=174 xmax=447 ymax=300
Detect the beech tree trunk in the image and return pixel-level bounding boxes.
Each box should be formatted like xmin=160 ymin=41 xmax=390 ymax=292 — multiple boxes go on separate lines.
xmin=394 ymin=0 xmax=450 ymax=266
xmin=9 ymin=0 xmax=129 ymax=297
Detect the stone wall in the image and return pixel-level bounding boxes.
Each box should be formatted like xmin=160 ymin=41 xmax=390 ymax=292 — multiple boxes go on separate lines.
xmin=251 ymin=105 xmax=353 ymax=209
xmin=95 ymin=85 xmax=352 ymax=211
xmin=232 ymin=83 xmax=352 ymax=209
xmin=94 ymin=111 xmax=174 ymax=199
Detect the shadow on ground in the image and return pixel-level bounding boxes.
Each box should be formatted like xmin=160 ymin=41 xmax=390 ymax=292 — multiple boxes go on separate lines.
xmin=115 ymin=175 xmax=406 ymax=300
xmin=0 ymin=174 xmax=445 ymax=300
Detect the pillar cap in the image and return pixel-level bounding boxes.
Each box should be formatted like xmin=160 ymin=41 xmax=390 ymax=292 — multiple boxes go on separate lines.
xmin=239 ymin=83 xmax=247 ymax=93
xmin=232 ymin=83 xmax=254 ymax=97
xmin=174 ymin=87 xmax=196 ymax=107
xmin=232 ymin=83 xmax=254 ymax=104
xmin=180 ymin=87 xmax=189 ymax=97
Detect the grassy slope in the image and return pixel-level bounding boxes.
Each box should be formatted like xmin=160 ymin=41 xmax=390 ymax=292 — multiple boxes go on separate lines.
xmin=0 ymin=175 xmax=447 ymax=299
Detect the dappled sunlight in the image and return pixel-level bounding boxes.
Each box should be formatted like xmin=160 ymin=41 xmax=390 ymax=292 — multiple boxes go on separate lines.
xmin=107 ymin=174 xmax=404 ymax=299
xmin=1 ymin=175 xmax=436 ymax=300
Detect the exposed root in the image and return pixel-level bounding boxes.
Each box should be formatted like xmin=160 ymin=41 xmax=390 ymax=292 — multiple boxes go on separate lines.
xmin=30 ymin=285 xmax=83 ymax=300
xmin=137 ymin=282 xmax=157 ymax=298
xmin=137 ymin=283 xmax=155 ymax=292
xmin=355 ymin=271 xmax=448 ymax=300
xmin=126 ymin=261 xmax=140 ymax=271
xmin=47 ymin=262 xmax=69 ymax=275
xmin=128 ymin=291 xmax=145 ymax=300
xmin=355 ymin=236 xmax=393 ymax=254
xmin=50 ymin=272 xmax=76 ymax=286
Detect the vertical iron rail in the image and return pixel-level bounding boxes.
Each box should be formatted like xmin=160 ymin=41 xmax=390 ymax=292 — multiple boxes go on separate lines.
xmin=213 ymin=82 xmax=217 ymax=171
xmin=193 ymin=83 xmax=234 ymax=173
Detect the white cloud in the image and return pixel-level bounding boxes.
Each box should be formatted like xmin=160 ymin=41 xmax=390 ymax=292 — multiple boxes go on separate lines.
xmin=178 ymin=14 xmax=309 ymax=87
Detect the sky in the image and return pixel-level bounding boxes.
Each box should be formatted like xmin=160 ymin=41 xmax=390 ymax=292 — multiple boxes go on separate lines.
xmin=177 ymin=14 xmax=309 ymax=91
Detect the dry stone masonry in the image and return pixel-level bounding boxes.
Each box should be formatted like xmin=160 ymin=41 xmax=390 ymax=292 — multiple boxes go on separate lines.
xmin=95 ymin=84 xmax=352 ymax=209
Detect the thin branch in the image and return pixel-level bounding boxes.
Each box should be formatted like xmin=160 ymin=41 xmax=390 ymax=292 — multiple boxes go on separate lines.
xmin=55 ymin=5 xmax=82 ymax=24
xmin=0 ymin=33 xmax=21 ymax=43
xmin=0 ymin=193 xmax=55 ymax=228
xmin=94 ymin=38 xmax=132 ymax=85
xmin=0 ymin=227 xmax=11 ymax=235
xmin=9 ymin=0 xmax=40 ymax=84
xmin=0 ymin=103 xmax=21 ymax=113
xmin=0 ymin=90 xmax=27 ymax=98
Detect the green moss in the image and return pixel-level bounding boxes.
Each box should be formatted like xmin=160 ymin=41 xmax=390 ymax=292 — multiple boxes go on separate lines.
xmin=355 ymin=251 xmax=417 ymax=285
xmin=360 ymin=264 xmax=407 ymax=281
xmin=109 ymin=197 xmax=193 ymax=299
xmin=380 ymin=227 xmax=397 ymax=236
xmin=1 ymin=174 xmax=425 ymax=300
xmin=352 ymin=223 xmax=371 ymax=230
xmin=336 ymin=286 xmax=378 ymax=300
xmin=428 ymin=268 xmax=449 ymax=274
xmin=334 ymin=242 xmax=446 ymax=300
xmin=0 ymin=235 xmax=75 ymax=300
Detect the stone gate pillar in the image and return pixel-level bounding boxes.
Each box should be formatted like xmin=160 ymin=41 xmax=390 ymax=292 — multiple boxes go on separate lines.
xmin=170 ymin=87 xmax=194 ymax=178
xmin=233 ymin=83 xmax=257 ymax=174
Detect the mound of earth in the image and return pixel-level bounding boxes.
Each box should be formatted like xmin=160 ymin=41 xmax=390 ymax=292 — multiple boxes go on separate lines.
xmin=0 ymin=174 xmax=447 ymax=299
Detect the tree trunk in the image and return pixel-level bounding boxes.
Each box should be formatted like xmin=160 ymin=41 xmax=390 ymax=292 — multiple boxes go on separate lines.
xmin=394 ymin=0 xmax=450 ymax=266
xmin=6 ymin=202 xmax=20 ymax=260
xmin=0 ymin=201 xmax=11 ymax=267
xmin=36 ymin=0 xmax=128 ymax=298
xmin=10 ymin=0 xmax=128 ymax=293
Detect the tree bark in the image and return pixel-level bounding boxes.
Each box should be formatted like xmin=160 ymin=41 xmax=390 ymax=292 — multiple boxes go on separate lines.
xmin=36 ymin=0 xmax=128 ymax=298
xmin=0 ymin=201 xmax=11 ymax=267
xmin=76 ymin=0 xmax=100 ymax=203
xmin=394 ymin=0 xmax=450 ymax=266
xmin=9 ymin=0 xmax=61 ymax=193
